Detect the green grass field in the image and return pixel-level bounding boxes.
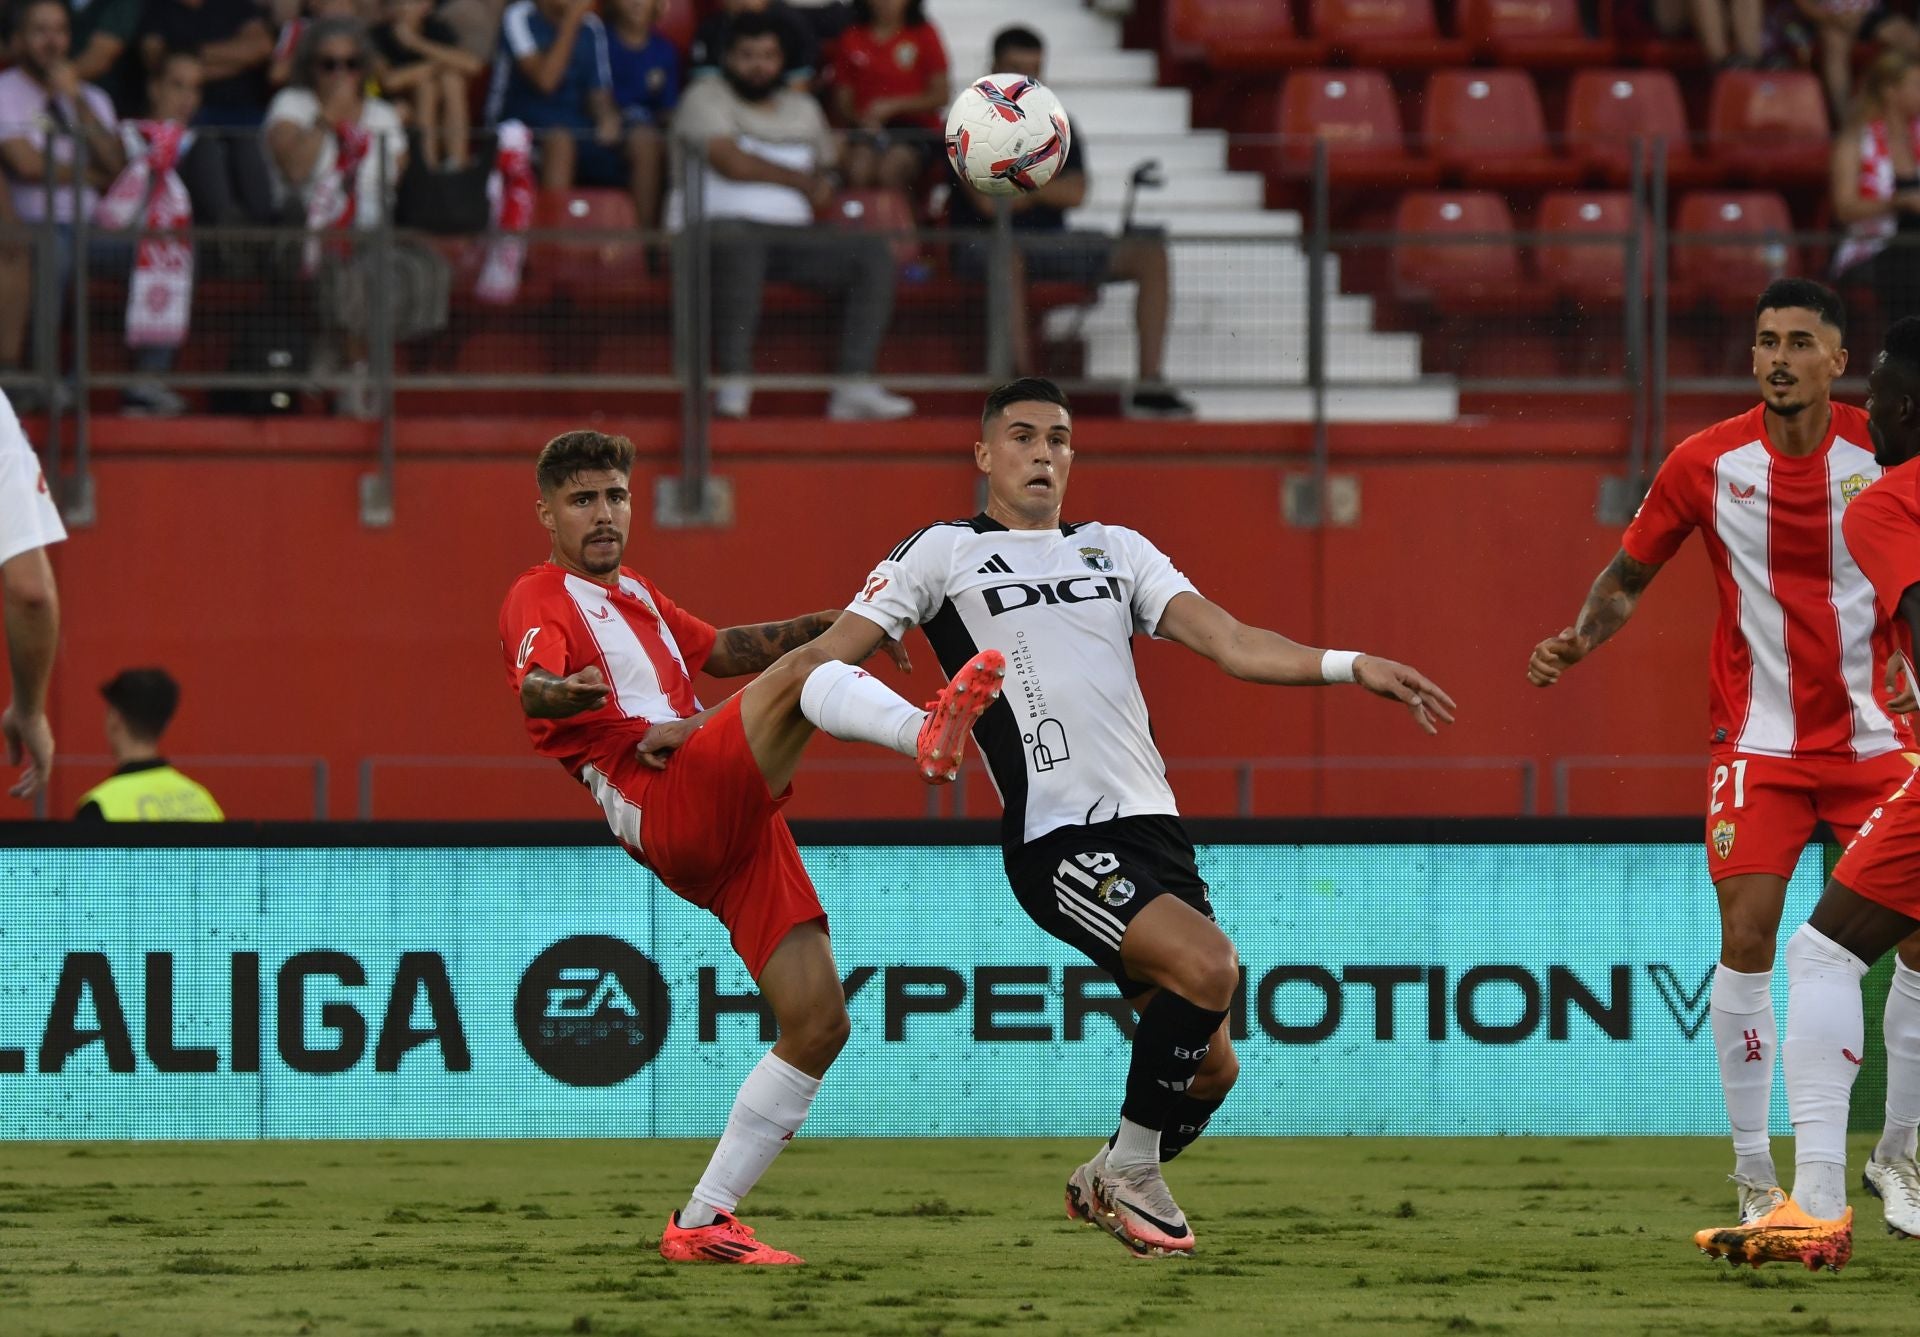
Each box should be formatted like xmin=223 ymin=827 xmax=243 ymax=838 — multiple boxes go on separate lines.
xmin=2 ymin=1136 xmax=1917 ymax=1336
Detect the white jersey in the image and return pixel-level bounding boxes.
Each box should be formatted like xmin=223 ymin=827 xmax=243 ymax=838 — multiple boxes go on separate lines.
xmin=846 ymin=514 xmax=1198 ymax=848
xmin=0 ymin=390 xmax=66 ymax=569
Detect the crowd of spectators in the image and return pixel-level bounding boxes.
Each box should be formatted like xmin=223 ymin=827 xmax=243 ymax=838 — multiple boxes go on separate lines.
xmin=0 ymin=0 xmax=1194 ymax=420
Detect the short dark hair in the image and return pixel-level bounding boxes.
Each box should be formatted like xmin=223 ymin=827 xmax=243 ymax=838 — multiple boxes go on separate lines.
xmin=151 ymin=46 xmax=200 ymax=82
xmin=854 ymin=0 xmax=927 ymax=26
xmin=1882 ymin=316 xmax=1920 ymax=380
xmin=537 ymin=430 xmax=636 ymax=492
xmin=101 ymin=668 xmax=180 ymax=742
xmin=9 ymin=0 xmax=70 ymax=36
xmin=725 ymin=10 xmax=788 ymax=58
xmin=981 ymin=377 xmax=1071 ymax=433
xmin=992 ymin=24 xmax=1044 ymax=66
xmin=1755 ymin=278 xmax=1846 ymax=337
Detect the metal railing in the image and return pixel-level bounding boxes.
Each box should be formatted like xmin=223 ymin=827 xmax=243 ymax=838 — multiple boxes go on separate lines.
xmin=7 ymin=124 xmax=1862 ymax=532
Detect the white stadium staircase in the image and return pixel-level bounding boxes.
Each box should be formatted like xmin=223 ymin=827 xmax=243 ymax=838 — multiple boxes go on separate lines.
xmin=930 ymin=0 xmax=1459 ymax=421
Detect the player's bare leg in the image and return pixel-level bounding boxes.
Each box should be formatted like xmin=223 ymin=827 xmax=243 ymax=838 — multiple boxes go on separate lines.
xmin=1069 ymin=898 xmax=1238 ymax=1257
xmin=1713 ymin=871 xmax=1792 ymax=1218
xmin=664 ymin=923 xmax=847 ymax=1266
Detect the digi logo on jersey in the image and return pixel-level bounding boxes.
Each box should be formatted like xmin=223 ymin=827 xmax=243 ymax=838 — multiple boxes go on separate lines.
xmin=982 ymin=575 xmax=1123 ymax=617
xmin=514 ymin=935 xmax=670 ymax=1086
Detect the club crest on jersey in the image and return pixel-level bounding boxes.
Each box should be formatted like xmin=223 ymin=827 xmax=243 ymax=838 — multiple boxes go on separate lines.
xmin=1079 ymin=546 xmax=1114 ymax=573
xmin=1095 ymin=873 xmax=1136 ymax=908
xmin=1712 ymin=819 xmax=1736 ymax=860
xmin=1842 ymin=473 xmax=1871 ymax=504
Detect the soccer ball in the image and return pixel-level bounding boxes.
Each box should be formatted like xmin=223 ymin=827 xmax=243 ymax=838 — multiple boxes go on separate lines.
xmin=944 ymin=75 xmax=1073 ymax=197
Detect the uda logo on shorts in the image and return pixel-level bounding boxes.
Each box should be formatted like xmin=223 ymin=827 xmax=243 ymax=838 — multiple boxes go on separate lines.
xmin=1712 ymin=819 xmax=1736 ymax=860
xmin=1096 ymin=873 xmax=1136 ymax=907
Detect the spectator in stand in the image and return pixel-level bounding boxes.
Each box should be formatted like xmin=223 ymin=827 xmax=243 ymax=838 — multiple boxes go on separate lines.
xmin=489 ymin=0 xmax=663 ymax=218
xmin=671 ymin=13 xmax=912 ymax=420
xmin=688 ymin=0 xmax=816 ymax=87
xmin=1676 ymin=0 xmax=1764 ymax=67
xmin=1793 ymin=0 xmax=1920 ymax=121
xmin=142 ymin=0 xmax=277 ymax=230
xmin=826 ymin=0 xmax=947 ymax=192
xmin=0 ymin=0 xmax=180 ymax=414
xmin=604 ymin=0 xmax=680 ymax=229
xmin=372 ymin=0 xmax=483 ymax=170
xmin=269 ymin=0 xmax=361 ymax=89
xmin=266 ymin=19 xmax=447 ymax=415
xmin=948 ymin=26 xmax=1193 ymax=419
xmin=70 ymin=0 xmax=147 ymax=114
xmin=1832 ymin=49 xmax=1920 ymax=324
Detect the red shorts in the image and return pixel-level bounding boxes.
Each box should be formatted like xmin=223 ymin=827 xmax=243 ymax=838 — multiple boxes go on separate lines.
xmin=583 ymin=695 xmax=826 ymax=979
xmin=1833 ymin=765 xmax=1920 ymax=915
xmin=1702 ymin=747 xmax=1920 ymax=881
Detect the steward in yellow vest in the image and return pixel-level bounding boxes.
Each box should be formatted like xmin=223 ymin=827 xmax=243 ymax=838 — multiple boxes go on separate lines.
xmin=74 ymin=668 xmax=224 ymax=822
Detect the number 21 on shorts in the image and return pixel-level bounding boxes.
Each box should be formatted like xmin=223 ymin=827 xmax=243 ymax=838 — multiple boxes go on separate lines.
xmin=1711 ymin=758 xmax=1749 ymax=814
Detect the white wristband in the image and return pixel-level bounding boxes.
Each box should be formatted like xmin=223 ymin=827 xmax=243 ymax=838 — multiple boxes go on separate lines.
xmin=1321 ymin=650 xmax=1362 ymax=684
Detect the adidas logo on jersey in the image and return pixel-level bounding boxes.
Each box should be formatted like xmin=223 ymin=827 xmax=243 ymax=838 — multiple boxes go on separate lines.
xmin=977 ymin=554 xmax=1013 ymax=575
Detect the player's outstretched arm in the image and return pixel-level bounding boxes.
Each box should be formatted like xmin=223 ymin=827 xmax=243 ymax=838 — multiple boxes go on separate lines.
xmin=1526 ymin=548 xmax=1663 ymax=688
xmin=1155 ymin=592 xmax=1457 ymax=733
xmin=521 ymin=666 xmax=610 ymax=719
xmin=707 ymin=610 xmax=912 ymax=677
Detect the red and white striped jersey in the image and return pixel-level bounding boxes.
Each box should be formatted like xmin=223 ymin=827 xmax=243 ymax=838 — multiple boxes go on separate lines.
xmin=1623 ymin=402 xmax=1913 ymax=759
xmin=499 ymin=562 xmax=717 ymax=775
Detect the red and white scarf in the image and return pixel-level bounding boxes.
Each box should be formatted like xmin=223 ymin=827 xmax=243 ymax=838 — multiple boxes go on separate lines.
xmin=95 ymin=120 xmax=193 ymax=349
xmin=477 ymin=120 xmax=535 ymax=305
xmin=302 ymin=119 xmax=373 ymax=277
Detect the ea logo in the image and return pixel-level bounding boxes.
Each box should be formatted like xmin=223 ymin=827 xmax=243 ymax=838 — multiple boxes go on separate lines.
xmin=514 ymin=935 xmax=669 ymax=1087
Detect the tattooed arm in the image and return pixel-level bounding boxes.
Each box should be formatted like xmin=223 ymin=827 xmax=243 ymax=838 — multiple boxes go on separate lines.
xmin=520 ymin=666 xmax=610 ymax=718
xmin=703 ymin=611 xmax=841 ymax=678
xmin=1527 ymin=549 xmax=1665 ymax=687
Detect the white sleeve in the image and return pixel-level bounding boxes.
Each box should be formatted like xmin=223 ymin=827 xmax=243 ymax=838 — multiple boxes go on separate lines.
xmin=1115 ymin=527 xmax=1197 ymax=637
xmin=501 ymin=1 xmax=541 ymax=59
xmin=0 ymin=395 xmax=66 ymax=566
xmin=264 ymin=87 xmax=318 ymax=130
xmin=842 ymin=525 xmax=953 ymax=640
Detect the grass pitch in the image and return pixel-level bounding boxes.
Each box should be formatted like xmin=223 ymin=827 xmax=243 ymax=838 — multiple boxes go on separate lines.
xmin=2 ymin=1136 xmax=1917 ymax=1337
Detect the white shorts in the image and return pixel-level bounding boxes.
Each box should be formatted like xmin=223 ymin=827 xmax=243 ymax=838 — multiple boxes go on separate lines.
xmin=0 ymin=396 xmax=66 ymax=567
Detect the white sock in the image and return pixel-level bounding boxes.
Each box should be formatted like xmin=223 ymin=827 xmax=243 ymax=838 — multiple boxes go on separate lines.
xmin=681 ymin=1052 xmax=821 ymax=1228
xmin=798 ymin=661 xmax=924 ymax=758
xmin=1107 ymin=1117 xmax=1161 ymax=1175
xmin=1711 ymin=964 xmax=1778 ymax=1182
xmin=1784 ymin=924 xmax=1869 ymax=1219
xmin=1876 ymin=957 xmax=1920 ymax=1164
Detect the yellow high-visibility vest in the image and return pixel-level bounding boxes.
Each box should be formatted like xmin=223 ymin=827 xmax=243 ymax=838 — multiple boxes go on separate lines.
xmin=78 ymin=765 xmax=225 ymax=822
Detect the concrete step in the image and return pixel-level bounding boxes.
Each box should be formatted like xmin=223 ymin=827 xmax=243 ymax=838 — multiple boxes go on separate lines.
xmin=951 ymin=48 xmax=1156 ymax=88
xmin=1181 ymin=384 xmax=1462 ymax=422
xmin=1051 ymin=87 xmax=1191 ymax=137
xmin=1083 ymin=170 xmax=1266 ymax=212
xmin=1085 ymin=131 xmax=1230 ymax=176
xmin=935 ymin=13 xmax=1124 ymax=57
xmin=1077 ymin=328 xmax=1426 ymax=383
xmin=1070 ymin=207 xmax=1299 ymax=237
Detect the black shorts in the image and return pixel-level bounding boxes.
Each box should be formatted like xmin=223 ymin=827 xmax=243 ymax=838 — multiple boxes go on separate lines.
xmin=949 ymin=230 xmax=1116 ymax=288
xmin=1005 ymin=814 xmax=1216 ymax=997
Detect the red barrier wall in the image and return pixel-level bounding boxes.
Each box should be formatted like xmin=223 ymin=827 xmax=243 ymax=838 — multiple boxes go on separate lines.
xmin=18 ymin=414 xmax=1724 ymax=821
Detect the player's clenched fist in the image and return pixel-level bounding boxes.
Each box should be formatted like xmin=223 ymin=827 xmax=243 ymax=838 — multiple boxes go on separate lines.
xmin=1527 ymin=627 xmax=1592 ymax=687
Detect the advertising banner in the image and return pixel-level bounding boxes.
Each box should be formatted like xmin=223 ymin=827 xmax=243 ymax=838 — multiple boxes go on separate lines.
xmin=0 ymin=837 xmax=1823 ymax=1138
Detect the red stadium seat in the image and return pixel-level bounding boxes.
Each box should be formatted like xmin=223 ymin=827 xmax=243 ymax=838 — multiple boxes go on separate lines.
xmin=1708 ymin=70 xmax=1831 ymax=185
xmin=1456 ymin=0 xmax=1613 ymax=66
xmin=1164 ymin=0 xmax=1325 ymax=68
xmin=1274 ymin=70 xmax=1439 ymax=187
xmin=1421 ymin=70 xmax=1578 ymax=188
xmin=1392 ymin=191 xmax=1542 ymax=312
xmin=531 ymin=188 xmax=654 ymax=303
xmin=1309 ymin=0 xmax=1472 ymax=66
xmin=1566 ymin=70 xmax=1713 ymax=185
xmin=656 ymin=0 xmax=697 ymax=52
xmin=1670 ymin=191 xmax=1799 ymax=310
xmin=1534 ymin=192 xmax=1646 ymax=307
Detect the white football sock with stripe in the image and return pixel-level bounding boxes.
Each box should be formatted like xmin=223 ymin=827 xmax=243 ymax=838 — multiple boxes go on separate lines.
xmin=1784 ymin=925 xmax=1869 ymax=1219
xmin=1710 ymin=964 xmax=1777 ymax=1183
xmin=1875 ymin=957 xmax=1920 ymax=1164
xmin=799 ymin=661 xmax=924 ymax=758
xmin=682 ymin=1052 xmax=821 ymax=1228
